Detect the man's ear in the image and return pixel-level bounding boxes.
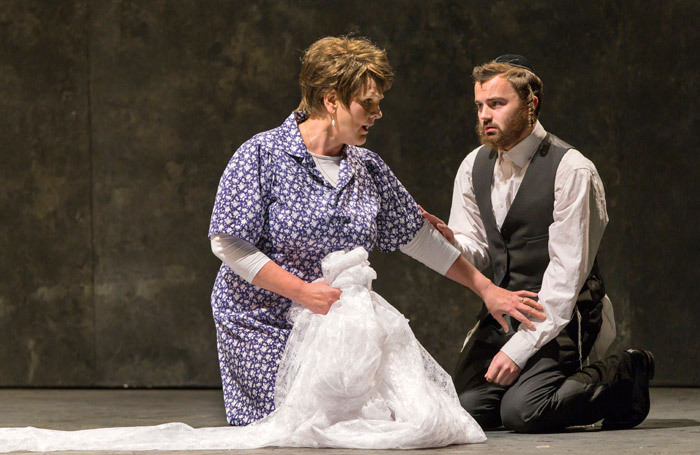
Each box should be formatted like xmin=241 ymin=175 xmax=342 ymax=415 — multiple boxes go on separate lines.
xmin=531 ymin=95 xmax=539 ymax=111
xmin=323 ymin=90 xmax=338 ymax=114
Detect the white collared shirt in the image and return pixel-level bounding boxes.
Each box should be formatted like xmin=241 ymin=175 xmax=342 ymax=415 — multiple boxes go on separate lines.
xmin=448 ymin=122 xmax=609 ymax=367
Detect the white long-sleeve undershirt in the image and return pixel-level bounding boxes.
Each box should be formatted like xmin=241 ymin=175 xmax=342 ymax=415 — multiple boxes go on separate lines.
xmin=211 ymin=220 xmax=459 ymax=284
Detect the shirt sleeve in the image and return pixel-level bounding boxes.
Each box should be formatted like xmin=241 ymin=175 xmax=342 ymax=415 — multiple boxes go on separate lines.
xmin=365 ymin=152 xmax=424 ymax=252
xmin=399 ymin=220 xmax=461 ymax=275
xmin=500 ymin=150 xmax=609 ymax=368
xmin=210 ymin=234 xmax=271 ymax=283
xmin=448 ymin=151 xmax=491 ymax=271
xmin=208 ymin=137 xmax=271 ymax=245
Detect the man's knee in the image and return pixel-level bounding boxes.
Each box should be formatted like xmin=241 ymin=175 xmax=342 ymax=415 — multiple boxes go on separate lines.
xmin=500 ymin=391 xmax=547 ymax=433
xmin=459 ymin=389 xmax=502 ymax=429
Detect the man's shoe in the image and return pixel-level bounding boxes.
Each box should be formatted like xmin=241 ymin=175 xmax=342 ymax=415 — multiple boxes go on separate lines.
xmin=602 ymin=349 xmax=655 ymax=430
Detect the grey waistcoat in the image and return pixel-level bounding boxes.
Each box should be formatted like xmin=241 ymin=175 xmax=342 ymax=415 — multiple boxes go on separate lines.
xmin=472 ymin=133 xmax=604 ymax=297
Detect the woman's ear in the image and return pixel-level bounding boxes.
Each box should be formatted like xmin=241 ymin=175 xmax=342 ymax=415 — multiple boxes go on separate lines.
xmin=323 ymin=90 xmax=338 ymax=114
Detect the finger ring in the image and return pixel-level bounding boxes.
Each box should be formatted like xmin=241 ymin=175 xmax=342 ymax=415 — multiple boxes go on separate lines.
xmin=520 ymin=297 xmax=524 ymax=303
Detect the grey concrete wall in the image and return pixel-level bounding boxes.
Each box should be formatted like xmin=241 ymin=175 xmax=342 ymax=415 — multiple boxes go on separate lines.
xmin=1 ymin=0 xmax=697 ymax=387
xmin=0 ymin=1 xmax=95 ymax=385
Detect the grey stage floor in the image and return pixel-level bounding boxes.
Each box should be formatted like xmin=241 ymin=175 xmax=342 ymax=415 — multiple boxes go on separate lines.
xmin=1 ymin=387 xmax=698 ymax=454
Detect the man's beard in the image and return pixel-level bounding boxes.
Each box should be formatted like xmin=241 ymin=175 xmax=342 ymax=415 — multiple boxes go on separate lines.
xmin=476 ymin=107 xmax=530 ymax=150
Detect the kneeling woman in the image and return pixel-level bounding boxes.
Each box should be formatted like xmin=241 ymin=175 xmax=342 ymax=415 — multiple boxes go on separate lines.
xmin=208 ymin=35 xmax=543 ymax=425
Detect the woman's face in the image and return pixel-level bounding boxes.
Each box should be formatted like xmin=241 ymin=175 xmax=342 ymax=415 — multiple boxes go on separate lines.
xmin=334 ymin=78 xmax=384 ymax=147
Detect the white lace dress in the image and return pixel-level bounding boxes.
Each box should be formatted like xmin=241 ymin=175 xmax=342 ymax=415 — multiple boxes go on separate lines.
xmin=0 ymin=248 xmax=485 ymax=452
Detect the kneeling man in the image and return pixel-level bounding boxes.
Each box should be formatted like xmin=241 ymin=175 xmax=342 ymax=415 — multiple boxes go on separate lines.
xmin=423 ymin=55 xmax=654 ymax=432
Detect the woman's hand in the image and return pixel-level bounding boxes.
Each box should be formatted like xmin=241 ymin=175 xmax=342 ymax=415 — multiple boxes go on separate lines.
xmin=252 ymin=262 xmax=340 ymax=315
xmin=445 ymin=256 xmax=546 ymax=332
xmin=297 ymin=281 xmax=342 ymax=315
xmin=419 ymin=206 xmax=455 ymax=244
xmin=481 ymin=283 xmax=544 ymax=332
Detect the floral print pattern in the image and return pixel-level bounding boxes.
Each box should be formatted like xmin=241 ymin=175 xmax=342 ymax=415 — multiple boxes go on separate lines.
xmin=209 ymin=111 xmax=423 ymax=425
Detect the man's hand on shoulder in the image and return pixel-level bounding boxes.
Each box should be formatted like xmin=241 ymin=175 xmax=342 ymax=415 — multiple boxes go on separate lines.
xmin=485 ymin=350 xmax=522 ymax=386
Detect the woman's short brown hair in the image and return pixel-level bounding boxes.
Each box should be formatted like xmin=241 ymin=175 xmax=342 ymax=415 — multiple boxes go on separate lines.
xmin=297 ymin=36 xmax=394 ymax=117
xmin=473 ymin=62 xmax=543 ymax=122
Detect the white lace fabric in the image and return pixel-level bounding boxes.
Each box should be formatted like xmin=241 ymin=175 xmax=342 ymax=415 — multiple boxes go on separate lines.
xmin=0 ymin=248 xmax=485 ymax=452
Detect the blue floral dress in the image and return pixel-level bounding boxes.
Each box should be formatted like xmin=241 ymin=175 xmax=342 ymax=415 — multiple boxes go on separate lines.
xmin=208 ymin=111 xmax=423 ymax=425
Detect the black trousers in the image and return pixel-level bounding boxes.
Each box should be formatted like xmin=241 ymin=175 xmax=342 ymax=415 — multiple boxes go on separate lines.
xmin=454 ymin=297 xmax=637 ymax=432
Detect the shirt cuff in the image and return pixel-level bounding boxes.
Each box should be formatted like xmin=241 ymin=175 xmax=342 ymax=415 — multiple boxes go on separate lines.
xmin=399 ymin=221 xmax=461 ymax=275
xmin=500 ymin=331 xmax=539 ymax=369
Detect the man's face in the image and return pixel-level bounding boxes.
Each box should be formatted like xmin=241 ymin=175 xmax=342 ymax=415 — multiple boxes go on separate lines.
xmin=474 ymin=75 xmax=530 ymax=151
